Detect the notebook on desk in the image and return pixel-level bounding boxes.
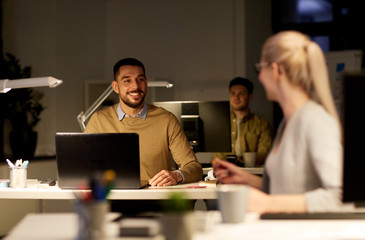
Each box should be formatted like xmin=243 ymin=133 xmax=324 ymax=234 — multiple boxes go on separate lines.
xmin=55 ymin=132 xmax=143 ymax=189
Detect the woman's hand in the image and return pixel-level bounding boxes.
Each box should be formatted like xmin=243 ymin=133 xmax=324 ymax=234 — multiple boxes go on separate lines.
xmin=213 ymin=158 xmax=263 ymax=190
xmin=212 ymin=158 xmax=252 ymax=184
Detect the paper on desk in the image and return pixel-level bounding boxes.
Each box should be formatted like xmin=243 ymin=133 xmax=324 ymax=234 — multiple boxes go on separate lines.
xmin=148 ymin=182 xmax=209 ymax=189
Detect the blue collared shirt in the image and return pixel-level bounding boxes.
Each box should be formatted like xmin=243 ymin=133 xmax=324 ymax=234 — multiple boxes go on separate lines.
xmin=117 ymin=102 xmax=148 ymax=120
xmin=116 ymin=102 xmax=185 ymax=183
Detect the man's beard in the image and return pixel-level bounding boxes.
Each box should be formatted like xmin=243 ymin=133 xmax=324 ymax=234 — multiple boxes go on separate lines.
xmin=121 ymin=90 xmax=146 ymax=108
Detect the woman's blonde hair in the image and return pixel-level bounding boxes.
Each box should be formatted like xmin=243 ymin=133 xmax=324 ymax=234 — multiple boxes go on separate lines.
xmin=261 ymin=31 xmax=339 ymax=122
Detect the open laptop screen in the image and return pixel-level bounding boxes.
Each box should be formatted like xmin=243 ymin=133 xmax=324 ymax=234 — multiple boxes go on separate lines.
xmin=55 ymin=132 xmax=141 ymax=189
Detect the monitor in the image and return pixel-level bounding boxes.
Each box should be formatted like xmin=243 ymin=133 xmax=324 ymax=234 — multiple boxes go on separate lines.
xmin=342 ymin=72 xmax=365 ymax=204
xmin=152 ymin=101 xmax=231 ymax=153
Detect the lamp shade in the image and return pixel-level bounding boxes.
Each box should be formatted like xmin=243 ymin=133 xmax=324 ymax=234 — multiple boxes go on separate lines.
xmin=0 ymin=77 xmax=63 ymax=93
xmin=148 ymin=81 xmax=173 ymax=88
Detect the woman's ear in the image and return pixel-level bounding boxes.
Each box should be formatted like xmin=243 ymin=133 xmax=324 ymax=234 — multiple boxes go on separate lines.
xmin=272 ymin=62 xmax=286 ymax=80
xmin=271 ymin=62 xmax=281 ymax=79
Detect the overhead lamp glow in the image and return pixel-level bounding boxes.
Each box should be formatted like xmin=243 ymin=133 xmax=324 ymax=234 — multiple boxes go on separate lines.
xmin=0 ymin=77 xmax=63 ymax=93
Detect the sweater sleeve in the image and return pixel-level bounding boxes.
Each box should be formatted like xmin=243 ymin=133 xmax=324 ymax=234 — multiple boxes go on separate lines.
xmin=167 ymin=113 xmax=203 ymax=183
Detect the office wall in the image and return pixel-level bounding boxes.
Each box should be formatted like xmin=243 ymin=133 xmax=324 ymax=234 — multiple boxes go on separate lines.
xmin=244 ymin=0 xmax=272 ymax=121
xmin=2 ymin=0 xmax=107 ymax=156
xmin=2 ymin=0 xmax=272 ymax=157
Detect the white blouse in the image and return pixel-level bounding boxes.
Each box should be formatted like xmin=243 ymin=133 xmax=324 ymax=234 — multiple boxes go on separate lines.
xmin=263 ymin=100 xmax=353 ymax=212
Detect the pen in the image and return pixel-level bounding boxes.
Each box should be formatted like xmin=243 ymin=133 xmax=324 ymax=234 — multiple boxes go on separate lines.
xmin=22 ymin=160 xmax=29 ymax=168
xmin=15 ymin=159 xmax=23 ymax=168
xmin=6 ymin=159 xmax=15 ymax=168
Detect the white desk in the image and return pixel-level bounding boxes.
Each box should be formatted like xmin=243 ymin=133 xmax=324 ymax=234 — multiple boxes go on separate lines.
xmin=194 ymin=213 xmax=365 ymax=240
xmin=5 ymin=212 xmax=365 ymax=240
xmin=0 ymin=182 xmax=217 ymax=200
xmin=4 ymin=213 xmax=128 ymax=240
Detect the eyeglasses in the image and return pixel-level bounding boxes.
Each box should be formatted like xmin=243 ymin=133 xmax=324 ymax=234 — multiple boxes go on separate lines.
xmin=254 ymin=62 xmax=271 ymax=73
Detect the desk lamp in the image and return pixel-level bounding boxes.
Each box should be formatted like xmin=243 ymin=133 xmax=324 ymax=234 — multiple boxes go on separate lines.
xmin=77 ymin=81 xmax=173 ymax=131
xmin=0 ymin=76 xmax=63 ymax=159
xmin=0 ymin=76 xmax=63 ymax=93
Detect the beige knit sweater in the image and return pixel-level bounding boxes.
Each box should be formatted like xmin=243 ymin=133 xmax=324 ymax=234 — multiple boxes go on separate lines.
xmin=85 ymin=104 xmax=203 ymax=185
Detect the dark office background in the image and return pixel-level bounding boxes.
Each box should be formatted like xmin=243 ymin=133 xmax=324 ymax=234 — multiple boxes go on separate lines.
xmin=1 ymin=0 xmax=365 ymax=157
xmin=271 ymin=0 xmax=365 ymax=134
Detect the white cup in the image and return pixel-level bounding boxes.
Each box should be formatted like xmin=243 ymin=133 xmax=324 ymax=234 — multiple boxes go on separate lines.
xmin=9 ymin=167 xmax=27 ymax=188
xmin=217 ymin=185 xmax=249 ymax=223
xmin=243 ymin=152 xmax=256 ymax=167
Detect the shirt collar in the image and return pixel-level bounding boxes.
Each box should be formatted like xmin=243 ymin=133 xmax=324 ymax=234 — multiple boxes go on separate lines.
xmin=117 ymin=102 xmax=148 ymax=120
xmin=231 ymin=109 xmax=253 ymax=122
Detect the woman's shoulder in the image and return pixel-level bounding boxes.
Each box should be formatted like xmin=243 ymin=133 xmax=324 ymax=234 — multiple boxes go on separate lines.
xmin=297 ymin=100 xmax=339 ymax=132
xmin=300 ymin=101 xmax=334 ymax=121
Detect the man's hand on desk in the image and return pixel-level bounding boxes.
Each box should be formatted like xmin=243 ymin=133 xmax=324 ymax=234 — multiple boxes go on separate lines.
xmin=149 ymin=170 xmax=183 ymax=186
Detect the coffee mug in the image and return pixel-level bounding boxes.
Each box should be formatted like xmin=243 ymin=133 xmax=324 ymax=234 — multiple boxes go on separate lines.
xmin=243 ymin=152 xmax=256 ymax=168
xmin=217 ymin=185 xmax=249 ymax=223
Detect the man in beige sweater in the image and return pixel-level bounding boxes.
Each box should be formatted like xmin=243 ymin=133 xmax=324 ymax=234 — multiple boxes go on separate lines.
xmin=85 ymin=58 xmax=202 ymax=186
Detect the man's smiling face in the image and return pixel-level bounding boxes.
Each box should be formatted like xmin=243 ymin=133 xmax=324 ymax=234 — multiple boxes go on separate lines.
xmin=112 ymin=65 xmax=147 ymax=109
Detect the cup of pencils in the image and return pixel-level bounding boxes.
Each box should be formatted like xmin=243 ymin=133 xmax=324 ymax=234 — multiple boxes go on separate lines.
xmin=6 ymin=159 xmax=29 ymax=188
xmin=74 ymin=170 xmax=116 ymax=240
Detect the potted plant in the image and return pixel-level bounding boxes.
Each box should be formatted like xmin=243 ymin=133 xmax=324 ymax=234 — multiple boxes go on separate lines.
xmin=160 ymin=192 xmax=195 ymax=240
xmin=0 ymin=53 xmax=44 ymax=159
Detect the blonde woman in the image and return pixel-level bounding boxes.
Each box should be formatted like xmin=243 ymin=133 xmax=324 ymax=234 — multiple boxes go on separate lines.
xmin=213 ymin=31 xmax=353 ymax=213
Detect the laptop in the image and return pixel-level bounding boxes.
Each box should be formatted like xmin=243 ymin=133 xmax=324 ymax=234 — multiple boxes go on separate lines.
xmin=55 ymin=132 xmax=143 ymax=189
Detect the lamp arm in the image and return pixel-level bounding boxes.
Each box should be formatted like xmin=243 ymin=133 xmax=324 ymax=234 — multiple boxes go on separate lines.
xmin=77 ymin=80 xmax=173 ymax=131
xmin=77 ymin=84 xmax=114 ymax=131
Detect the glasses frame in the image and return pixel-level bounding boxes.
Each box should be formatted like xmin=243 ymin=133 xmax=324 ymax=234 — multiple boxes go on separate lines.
xmin=254 ymin=62 xmax=271 ymax=73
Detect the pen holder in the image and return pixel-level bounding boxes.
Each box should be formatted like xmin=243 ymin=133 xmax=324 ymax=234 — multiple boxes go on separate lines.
xmin=75 ymin=200 xmax=109 ymax=240
xmin=9 ymin=167 xmax=27 ymax=188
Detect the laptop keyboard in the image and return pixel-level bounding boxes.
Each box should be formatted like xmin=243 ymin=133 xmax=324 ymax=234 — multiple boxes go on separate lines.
xmin=260 ymin=212 xmax=365 ymax=220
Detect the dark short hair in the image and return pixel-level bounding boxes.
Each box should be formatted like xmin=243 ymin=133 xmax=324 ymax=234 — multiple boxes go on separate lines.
xmin=113 ymin=58 xmax=146 ymax=80
xmin=229 ymin=77 xmax=253 ymax=94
